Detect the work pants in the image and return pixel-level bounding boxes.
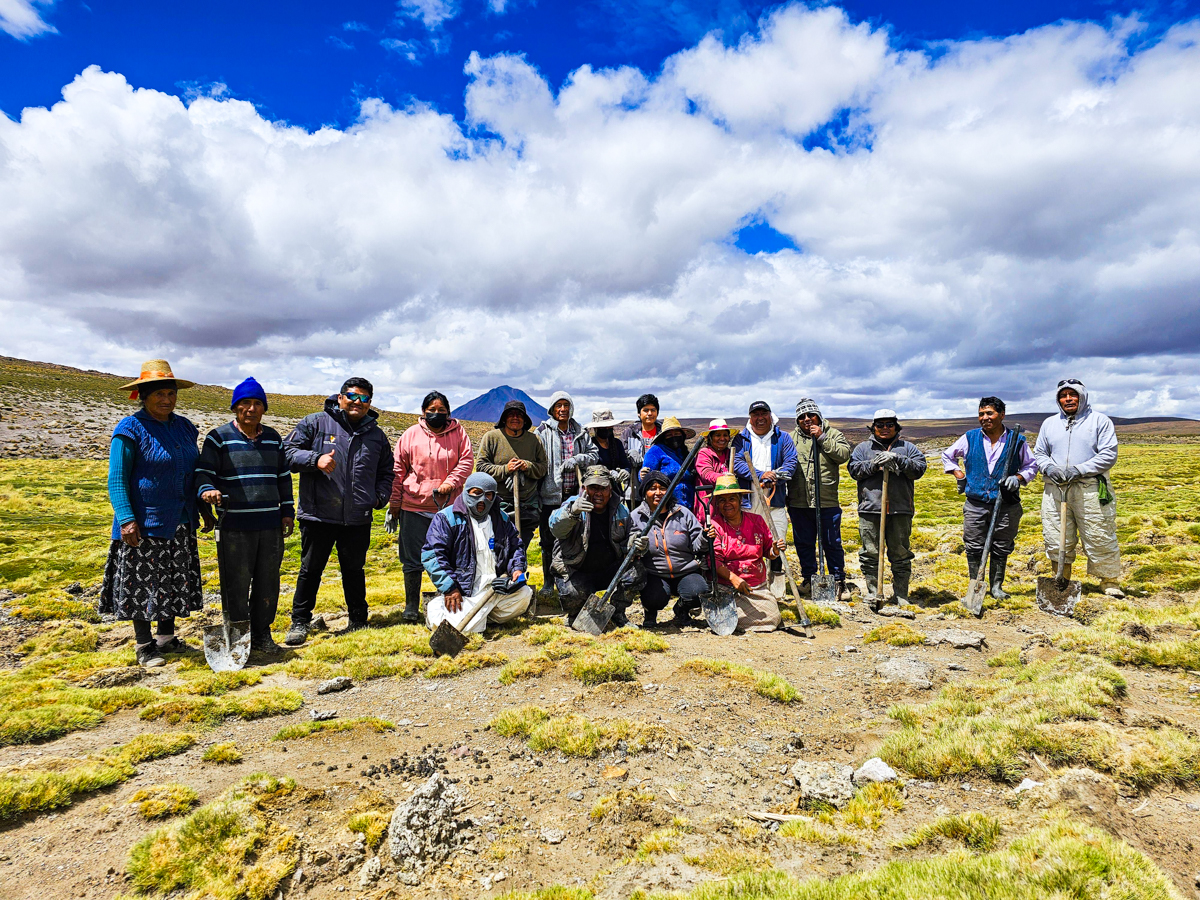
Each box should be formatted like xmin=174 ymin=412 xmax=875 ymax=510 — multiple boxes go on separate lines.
xmin=290 ymin=521 xmax=372 ymax=626
xmin=788 ymin=506 xmax=846 ymax=581
xmin=219 ymin=527 xmax=285 ymax=636
xmin=858 ymin=513 xmax=914 ymax=583
xmin=963 ymin=497 xmax=1022 ymax=559
xmin=537 ymin=504 xmax=560 ymax=589
xmin=555 ymin=561 xmax=641 ymax=616
xmin=641 ymin=571 xmax=708 ymax=615
xmin=500 ymin=498 xmax=539 ymax=552
xmin=397 ymin=510 xmax=433 ymax=575
xmin=426 ymin=585 xmax=532 ymax=634
xmin=1041 ymin=479 xmax=1121 ymax=579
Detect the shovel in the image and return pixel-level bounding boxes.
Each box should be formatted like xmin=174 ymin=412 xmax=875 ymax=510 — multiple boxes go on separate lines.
xmin=429 ymin=620 xmax=468 ymax=658
xmin=574 ymin=436 xmax=705 ymax=635
xmin=1036 ymin=426 xmax=1082 ymax=616
xmin=809 ymin=438 xmax=839 ymax=607
xmin=700 ymin=500 xmax=738 ymax=635
xmin=743 ymin=453 xmax=813 ymax=638
xmin=203 ymin=502 xmax=252 ymax=672
xmin=874 ymin=467 xmax=890 ymax=612
xmin=964 ymin=425 xmax=1024 ymax=617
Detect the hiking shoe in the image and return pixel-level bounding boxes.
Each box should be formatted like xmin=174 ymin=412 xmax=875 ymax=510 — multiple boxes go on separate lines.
xmin=335 ymin=620 xmax=369 ymax=636
xmin=284 ymin=622 xmax=309 ymax=646
xmin=251 ymin=633 xmax=282 ymax=654
xmin=136 ymin=644 xmax=166 ymax=668
xmin=156 ymin=636 xmax=195 ymax=654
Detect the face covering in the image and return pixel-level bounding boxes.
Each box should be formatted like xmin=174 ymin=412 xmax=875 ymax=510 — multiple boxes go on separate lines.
xmin=463 ymin=472 xmax=498 ymax=520
xmin=594 ymin=428 xmax=613 ymax=441
xmin=665 ymin=435 xmax=685 ymax=453
xmin=465 ymin=490 xmax=494 ymax=520
xmin=425 ymin=412 xmax=449 ymax=430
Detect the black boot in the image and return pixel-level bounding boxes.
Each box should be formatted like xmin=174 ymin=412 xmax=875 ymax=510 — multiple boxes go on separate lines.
xmin=966 ymin=552 xmax=982 ymax=581
xmin=403 ymin=570 xmax=423 ymax=622
xmin=989 ymin=555 xmax=1010 ymax=600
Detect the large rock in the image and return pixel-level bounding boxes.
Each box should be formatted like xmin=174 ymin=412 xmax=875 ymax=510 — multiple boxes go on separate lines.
xmin=853 ymin=757 xmax=898 ymax=784
xmin=388 ymin=772 xmax=472 ymax=884
xmin=925 ymin=628 xmax=987 ymax=650
xmin=875 ymin=656 xmax=933 ymax=690
xmin=791 ymin=760 xmax=855 ymax=808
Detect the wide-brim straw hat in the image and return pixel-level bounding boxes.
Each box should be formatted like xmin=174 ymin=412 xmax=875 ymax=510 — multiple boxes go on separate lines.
xmin=705 ymin=418 xmax=738 ymax=439
xmin=711 ymin=473 xmax=749 ymax=497
xmin=653 ymin=415 xmax=696 ymax=444
xmin=121 ymin=359 xmax=195 ymax=398
xmin=584 ymin=408 xmax=630 ymax=431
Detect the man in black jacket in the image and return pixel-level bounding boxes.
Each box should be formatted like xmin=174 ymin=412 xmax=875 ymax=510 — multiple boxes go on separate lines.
xmin=283 ymin=378 xmax=395 ymax=645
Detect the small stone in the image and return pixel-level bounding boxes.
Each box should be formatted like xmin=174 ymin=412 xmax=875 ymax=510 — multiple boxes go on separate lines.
xmin=1014 ymin=778 xmax=1043 ymax=794
xmin=318 ymin=677 xmax=354 ymax=695
xmin=540 ymin=828 xmax=565 ymax=844
xmin=853 ymin=758 xmax=898 ymax=784
xmin=844 ymin=645 xmax=858 ymax=653
xmin=358 ymin=856 xmax=381 ymax=887
xmin=1188 ymin=802 xmax=1199 ymax=812
xmin=602 ymin=766 xmax=627 ymax=780
xmin=947 ymin=663 xmax=967 ymax=671
xmin=567 ymin=791 xmax=584 ymax=802
xmin=1188 ymin=684 xmax=1200 ymax=694
xmin=493 ymin=871 xmax=507 ymax=882
xmin=878 ymin=606 xmax=916 ymax=619
xmin=925 ymin=628 xmax=987 ymax=650
xmin=310 ymin=709 xmax=338 ymax=721
xmin=64 ymin=581 xmax=83 ymax=595
xmin=791 ymin=760 xmax=855 ymax=808
xmin=875 ymin=656 xmax=933 ymax=690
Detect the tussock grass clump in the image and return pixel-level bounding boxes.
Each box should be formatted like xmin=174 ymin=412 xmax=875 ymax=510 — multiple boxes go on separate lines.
xmin=605 ymin=627 xmax=669 ymax=653
xmin=499 ymin=653 xmax=556 ymax=685
xmin=129 ymin=783 xmax=199 ymax=820
xmin=116 ymin=732 xmax=198 ymax=764
xmin=802 ymin=602 xmax=841 ymax=627
xmin=571 ymin=646 xmax=637 ymax=685
xmin=490 ymin=704 xmax=551 ymax=738
xmin=20 ymin=622 xmax=100 ymax=656
xmin=635 ymin=827 xmax=680 ymax=860
xmin=683 ymin=846 xmax=772 ymax=876
xmin=496 ymin=888 xmax=593 ymax=900
xmin=202 ymin=742 xmax=243 ymax=764
xmin=272 ymin=716 xmax=393 ymax=741
xmin=127 ymin=773 xmax=299 ymax=900
xmin=490 ymin=705 xmax=665 ymax=758
xmin=0 ymin=674 xmax=160 ymax=746
xmin=590 ymin=789 xmax=656 ymax=822
xmin=425 ymin=649 xmax=507 ymax=678
xmin=894 ymin=813 xmax=1001 ymax=852
xmin=864 ymin=623 xmax=926 ymax=647
xmin=842 ymin=782 xmax=904 ymax=830
xmin=778 ymin=818 xmax=855 ymax=846
xmin=170 ymin=668 xmax=264 ymax=696
xmin=678 ymin=658 xmax=798 ymax=703
xmin=346 ymin=791 xmax=393 ymax=850
xmin=1053 ymin=597 xmax=1200 ymax=669
xmin=140 ymin=687 xmax=303 ymax=726
xmin=882 ymin=653 xmax=1200 ymax=786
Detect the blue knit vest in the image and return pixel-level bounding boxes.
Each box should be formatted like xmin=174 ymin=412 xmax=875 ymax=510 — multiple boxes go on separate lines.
xmin=110 ymin=410 xmax=199 ymax=540
xmin=964 ymin=427 xmax=1024 ymax=504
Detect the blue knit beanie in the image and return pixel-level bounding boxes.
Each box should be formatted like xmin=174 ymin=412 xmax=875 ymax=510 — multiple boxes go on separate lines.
xmin=231 ymin=377 xmax=268 ymax=411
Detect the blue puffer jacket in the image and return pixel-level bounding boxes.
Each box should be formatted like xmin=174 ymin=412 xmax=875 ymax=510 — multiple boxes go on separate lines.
xmin=421 ymin=493 xmax=526 ymax=596
xmin=732 ymin=426 xmax=798 ymax=508
xmin=642 ymin=443 xmax=695 ymax=509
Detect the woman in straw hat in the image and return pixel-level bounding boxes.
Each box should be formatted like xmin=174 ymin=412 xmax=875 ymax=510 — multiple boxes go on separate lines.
xmin=640 ymin=416 xmax=698 ymax=509
xmin=694 ymin=418 xmax=738 ymax=523
xmin=100 ymin=360 xmax=204 ymax=668
xmin=704 ymin=474 xmax=783 ymax=633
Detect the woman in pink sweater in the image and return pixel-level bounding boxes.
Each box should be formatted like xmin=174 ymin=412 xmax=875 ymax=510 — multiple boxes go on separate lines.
xmin=386 ymin=391 xmax=475 ymax=621
xmin=705 ymin=474 xmax=782 ymax=633
xmin=694 ymin=419 xmax=737 ymax=523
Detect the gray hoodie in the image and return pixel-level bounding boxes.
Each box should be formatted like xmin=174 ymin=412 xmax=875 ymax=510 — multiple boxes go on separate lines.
xmin=1033 ymin=380 xmax=1118 ymax=477
xmin=534 ymin=390 xmax=599 ymax=507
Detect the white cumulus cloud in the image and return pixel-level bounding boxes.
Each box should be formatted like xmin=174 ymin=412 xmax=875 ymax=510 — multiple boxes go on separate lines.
xmin=0 ymin=0 xmax=55 ymax=39
xmin=0 ymin=4 xmax=1199 ymax=420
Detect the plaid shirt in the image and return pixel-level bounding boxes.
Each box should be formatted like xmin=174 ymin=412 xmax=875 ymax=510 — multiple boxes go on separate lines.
xmin=559 ymin=429 xmax=577 ymax=498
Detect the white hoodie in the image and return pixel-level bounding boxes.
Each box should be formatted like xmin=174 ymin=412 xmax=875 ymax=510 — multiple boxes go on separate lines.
xmin=1033 ymin=380 xmax=1118 ymax=477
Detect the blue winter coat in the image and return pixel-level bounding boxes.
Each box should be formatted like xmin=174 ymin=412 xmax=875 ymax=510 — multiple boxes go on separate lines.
xmin=732 ymin=426 xmax=798 ymax=508
xmin=421 ymin=493 xmax=526 ymax=596
xmin=642 ymin=443 xmax=695 ymax=509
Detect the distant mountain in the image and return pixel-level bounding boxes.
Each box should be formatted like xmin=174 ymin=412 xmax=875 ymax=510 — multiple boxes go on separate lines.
xmin=454 ymin=385 xmax=549 ymax=425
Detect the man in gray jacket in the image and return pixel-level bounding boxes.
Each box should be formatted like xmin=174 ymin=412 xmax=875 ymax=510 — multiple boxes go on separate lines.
xmin=787 ymin=398 xmax=852 ymax=597
xmin=847 ymin=409 xmax=927 ymax=609
xmin=534 ymin=392 xmax=599 ymax=597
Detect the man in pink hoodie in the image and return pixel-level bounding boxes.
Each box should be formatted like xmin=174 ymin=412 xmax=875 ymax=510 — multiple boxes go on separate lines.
xmin=385 ymin=391 xmax=475 ymax=621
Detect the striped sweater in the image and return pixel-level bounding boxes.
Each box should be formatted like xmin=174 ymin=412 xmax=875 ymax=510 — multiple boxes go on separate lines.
xmin=194 ymin=421 xmax=294 ymax=531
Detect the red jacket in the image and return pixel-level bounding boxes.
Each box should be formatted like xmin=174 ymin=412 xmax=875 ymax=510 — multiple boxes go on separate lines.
xmin=389 ymin=418 xmax=474 ymax=514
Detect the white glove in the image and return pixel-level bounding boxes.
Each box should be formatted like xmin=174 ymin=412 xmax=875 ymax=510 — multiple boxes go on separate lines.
xmin=873 ymin=451 xmax=898 ymax=471
xmin=631 ymin=534 xmax=649 ymax=555
xmin=571 ymin=495 xmax=594 ymax=517
xmin=1002 ymin=475 xmax=1022 ymax=492
xmin=384 ymin=510 xmax=399 ymax=534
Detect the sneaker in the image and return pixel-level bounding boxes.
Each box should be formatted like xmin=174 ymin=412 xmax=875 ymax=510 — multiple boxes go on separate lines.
xmin=136 ymin=644 xmax=166 ymax=668
xmin=335 ymin=620 xmax=369 ymax=636
xmin=156 ymin=636 xmax=194 ymax=654
xmin=251 ymin=633 xmax=282 ymax=654
xmin=284 ymin=622 xmax=309 ymax=646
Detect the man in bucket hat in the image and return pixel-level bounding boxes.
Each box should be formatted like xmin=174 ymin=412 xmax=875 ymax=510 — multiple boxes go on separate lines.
xmin=475 ymin=400 xmax=548 ymax=550
xmin=847 ymin=409 xmax=927 ymax=609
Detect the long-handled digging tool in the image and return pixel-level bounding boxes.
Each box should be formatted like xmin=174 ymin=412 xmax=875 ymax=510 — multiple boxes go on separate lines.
xmin=1037 ymin=427 xmax=1082 ymax=615
xmin=809 ymin=439 xmax=839 ymax=607
xmin=574 ymin=439 xmax=704 ymax=635
xmin=696 ymin=485 xmax=737 ymax=635
xmin=964 ymin=424 xmax=1024 ymax=617
xmin=744 ymin=452 xmax=813 ymax=639
xmin=873 ymin=467 xmax=890 ymax=613
xmin=203 ymin=500 xmax=252 ymax=672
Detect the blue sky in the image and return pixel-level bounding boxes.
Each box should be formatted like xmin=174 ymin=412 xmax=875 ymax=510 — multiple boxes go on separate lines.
xmin=2 ymin=1 xmax=1199 ymax=418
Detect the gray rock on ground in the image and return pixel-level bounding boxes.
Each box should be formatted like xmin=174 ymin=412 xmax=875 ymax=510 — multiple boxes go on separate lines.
xmin=925 ymin=628 xmax=987 ymax=650
xmin=388 ymin=772 xmax=472 ymax=884
xmin=791 ymin=760 xmax=856 ymax=808
xmin=82 ymin=666 xmax=146 ymax=689
xmin=540 ymin=827 xmax=565 ymax=844
xmin=358 ymin=856 xmax=382 ymax=887
xmin=317 ymin=676 xmax=354 ymax=695
xmin=875 ymin=655 xmax=933 ymax=690
xmin=877 ymin=605 xmax=917 ymax=619
xmin=310 ymin=709 xmax=338 ymax=721
xmin=853 ymin=757 xmax=898 ymax=784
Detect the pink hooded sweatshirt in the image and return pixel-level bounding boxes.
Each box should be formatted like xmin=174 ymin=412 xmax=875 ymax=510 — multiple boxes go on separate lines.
xmin=694 ymin=445 xmax=733 ymax=521
xmin=389 ymin=417 xmax=475 ymax=514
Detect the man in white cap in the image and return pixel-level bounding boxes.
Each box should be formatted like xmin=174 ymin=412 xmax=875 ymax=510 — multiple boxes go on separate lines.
xmin=847 ymin=409 xmax=927 ymax=609
xmin=1033 ymin=378 xmax=1123 ymax=596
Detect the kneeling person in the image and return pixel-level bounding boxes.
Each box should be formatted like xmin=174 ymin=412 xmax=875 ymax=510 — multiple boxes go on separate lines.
xmin=630 ymin=470 xmax=710 ymax=628
xmin=549 ymin=465 xmax=641 ymax=628
xmin=705 ymin=475 xmax=783 ymax=633
xmin=421 ymin=473 xmax=531 ymax=633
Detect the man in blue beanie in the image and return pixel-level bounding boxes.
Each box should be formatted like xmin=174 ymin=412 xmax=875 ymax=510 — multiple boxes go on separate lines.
xmin=195 ymin=377 xmax=294 ymax=653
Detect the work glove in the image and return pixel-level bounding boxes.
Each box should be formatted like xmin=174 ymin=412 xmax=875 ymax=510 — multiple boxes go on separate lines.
xmin=610 ymin=469 xmax=631 ymax=494
xmin=956 ymin=476 xmax=967 ymax=494
xmin=1063 ymin=465 xmax=1082 ymax=484
xmin=560 ymin=457 xmax=579 ymax=476
xmin=1043 ymin=464 xmax=1067 ymax=484
xmin=873 ymin=451 xmax=897 ymax=472
xmin=631 ymin=534 xmax=649 ymax=556
xmin=384 ymin=510 xmax=399 ymax=534
xmin=491 ymin=572 xmax=527 ymax=594
xmin=1002 ymin=475 xmax=1022 ymax=492
xmin=571 ymin=495 xmax=594 ymax=517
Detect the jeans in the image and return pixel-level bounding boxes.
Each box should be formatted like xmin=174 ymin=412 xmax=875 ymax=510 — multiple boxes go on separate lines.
xmin=290 ymin=520 xmax=372 ymax=625
xmin=641 ymin=572 xmax=708 ymax=614
xmin=788 ymin=507 xmax=846 ymax=581
xmin=218 ymin=527 xmax=285 ymax=635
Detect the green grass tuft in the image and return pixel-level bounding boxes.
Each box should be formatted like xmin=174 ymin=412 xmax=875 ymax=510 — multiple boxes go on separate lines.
xmin=498 ymin=652 xmax=556 ymax=685
xmin=272 ymin=716 xmax=393 ymax=741
xmin=678 ymin=658 xmax=798 ymax=703
xmin=489 ymin=705 xmax=666 ymax=758
xmin=570 ymin=646 xmax=637 ymax=685
xmin=129 ymin=782 xmax=199 ymax=820
xmin=139 ymin=687 xmax=303 ymax=726
xmin=894 ymin=813 xmax=1002 ymax=852
xmin=202 ymin=742 xmax=243 ymax=764
xmin=864 ymin=623 xmax=926 ymax=647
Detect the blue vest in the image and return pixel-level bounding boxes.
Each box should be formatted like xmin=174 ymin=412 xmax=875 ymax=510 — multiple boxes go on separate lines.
xmin=110 ymin=410 xmax=199 ymax=540
xmin=964 ymin=428 xmax=1024 ymax=504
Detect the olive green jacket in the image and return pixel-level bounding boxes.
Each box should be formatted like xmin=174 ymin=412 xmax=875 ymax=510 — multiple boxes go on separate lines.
xmin=786 ymin=419 xmax=851 ymax=509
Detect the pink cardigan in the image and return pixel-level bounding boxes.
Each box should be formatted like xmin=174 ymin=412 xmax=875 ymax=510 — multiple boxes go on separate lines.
xmin=389 ymin=418 xmax=475 ymax=514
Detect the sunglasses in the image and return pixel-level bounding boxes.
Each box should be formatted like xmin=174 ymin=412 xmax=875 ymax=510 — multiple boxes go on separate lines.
xmin=800 ymin=413 xmax=820 ymax=419
xmin=1057 ymin=379 xmax=1082 ymax=388
xmin=343 ymin=392 xmax=371 ymax=403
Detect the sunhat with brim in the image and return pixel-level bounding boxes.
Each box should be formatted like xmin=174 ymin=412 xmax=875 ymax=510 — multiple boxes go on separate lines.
xmin=652 ymin=415 xmax=696 ymax=444
xmin=121 ymin=359 xmax=194 ymax=400
xmin=704 ymin=418 xmax=737 ymax=439
xmin=494 ymin=400 xmax=533 ymax=431
xmin=711 ymin=473 xmax=749 ymax=498
xmin=584 ymin=408 xmax=630 ymax=431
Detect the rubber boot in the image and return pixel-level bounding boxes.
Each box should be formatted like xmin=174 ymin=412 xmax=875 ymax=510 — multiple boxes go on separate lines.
xmin=891 ymin=569 xmax=911 ymax=606
xmin=403 ymin=570 xmax=423 ymax=622
xmin=966 ymin=552 xmax=982 ymax=581
xmin=864 ymin=571 xmax=880 ymax=611
xmin=989 ymin=554 xmax=1010 ymax=600
xmin=1100 ymin=578 xmax=1125 ymax=598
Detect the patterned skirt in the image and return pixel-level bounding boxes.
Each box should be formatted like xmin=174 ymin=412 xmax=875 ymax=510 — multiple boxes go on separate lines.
xmin=100 ymin=522 xmax=203 ymax=622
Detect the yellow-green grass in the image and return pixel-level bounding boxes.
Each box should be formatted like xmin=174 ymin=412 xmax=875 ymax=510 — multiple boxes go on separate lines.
xmin=139 ymin=687 xmax=304 ymax=726
xmin=678 ymin=658 xmax=798 ymax=703
xmin=0 ymin=674 xmax=160 ymax=745
xmin=635 ymin=827 xmax=681 ymax=860
xmin=345 ymin=790 xmax=393 ymax=849
xmin=589 ymin=789 xmax=657 ymax=821
xmin=647 ymin=819 xmax=1181 ymax=900
xmin=1053 ymin=595 xmax=1200 ymax=669
xmin=129 ymin=783 xmax=199 ymax=819
xmin=882 ymin=652 xmax=1200 ymax=786
xmin=202 ymin=742 xmax=243 ymax=764
xmin=272 ymin=716 xmax=393 ymax=741
xmin=841 ymin=782 xmax=904 ymax=830
xmin=497 ymin=889 xmax=594 ymax=900
xmin=0 ymin=732 xmax=195 ymax=821
xmin=489 ymin=704 xmax=666 ymax=757
xmin=126 ymin=773 xmax=299 ymax=900
xmin=894 ymin=813 xmax=1002 ymax=852
xmin=778 ymin=818 xmax=856 ymax=847
xmin=863 ymin=623 xmax=926 ymax=647
xmin=571 ymin=646 xmax=637 ymax=685
xmin=683 ymin=846 xmax=773 ymax=876
xmin=499 ymin=652 xmax=556 ymax=684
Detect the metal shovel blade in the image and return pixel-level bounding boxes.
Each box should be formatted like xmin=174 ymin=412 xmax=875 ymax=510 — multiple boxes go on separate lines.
xmin=430 ymin=620 xmax=468 ymax=658
xmin=572 ymin=593 xmax=615 ymax=636
xmin=963 ymin=577 xmax=987 ymax=618
xmin=701 ymin=590 xmax=738 ymax=636
xmin=203 ymin=620 xmax=251 ymax=672
xmin=811 ymin=574 xmax=839 ymax=607
xmin=1036 ymin=576 xmax=1082 ymax=617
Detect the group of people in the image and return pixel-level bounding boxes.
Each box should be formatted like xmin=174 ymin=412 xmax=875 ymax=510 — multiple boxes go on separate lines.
xmin=102 ymin=359 xmax=1123 ymax=668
